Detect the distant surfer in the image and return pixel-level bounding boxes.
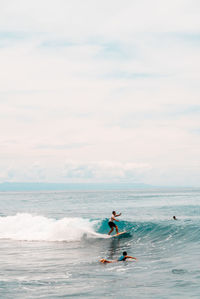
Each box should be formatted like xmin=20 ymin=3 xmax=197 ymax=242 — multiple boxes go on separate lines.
xmin=100 ymin=251 xmax=138 ymax=263
xmin=108 ymin=211 xmax=121 ymax=235
xmin=173 ymin=216 xmax=177 ymax=220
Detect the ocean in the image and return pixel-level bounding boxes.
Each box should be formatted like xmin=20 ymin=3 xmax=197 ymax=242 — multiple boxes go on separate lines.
xmin=0 ymin=188 xmax=200 ymax=298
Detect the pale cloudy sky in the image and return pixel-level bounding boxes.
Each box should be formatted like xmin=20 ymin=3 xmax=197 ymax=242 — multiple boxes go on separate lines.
xmin=0 ymin=0 xmax=200 ymax=186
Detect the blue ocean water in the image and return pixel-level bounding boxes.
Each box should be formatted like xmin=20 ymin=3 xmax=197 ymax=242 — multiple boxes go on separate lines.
xmin=0 ymin=188 xmax=200 ymax=298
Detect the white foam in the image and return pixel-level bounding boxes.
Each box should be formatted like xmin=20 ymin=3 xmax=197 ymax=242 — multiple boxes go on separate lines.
xmin=0 ymin=213 xmax=106 ymax=242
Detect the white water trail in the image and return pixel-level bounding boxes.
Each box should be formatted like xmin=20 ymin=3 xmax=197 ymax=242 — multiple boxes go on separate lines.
xmin=0 ymin=213 xmax=108 ymax=242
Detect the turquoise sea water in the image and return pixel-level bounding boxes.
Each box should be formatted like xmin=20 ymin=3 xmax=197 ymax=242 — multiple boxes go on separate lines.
xmin=0 ymin=188 xmax=200 ymax=298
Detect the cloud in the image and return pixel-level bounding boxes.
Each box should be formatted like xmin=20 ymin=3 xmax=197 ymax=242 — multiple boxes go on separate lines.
xmin=62 ymin=160 xmax=151 ymax=182
xmin=0 ymin=162 xmax=46 ymax=182
xmin=0 ymin=160 xmax=151 ymax=183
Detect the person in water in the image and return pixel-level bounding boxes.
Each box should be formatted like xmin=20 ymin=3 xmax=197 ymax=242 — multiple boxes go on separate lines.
xmin=173 ymin=216 xmax=177 ymax=220
xmin=108 ymin=211 xmax=121 ymax=235
xmin=100 ymin=251 xmax=138 ymax=263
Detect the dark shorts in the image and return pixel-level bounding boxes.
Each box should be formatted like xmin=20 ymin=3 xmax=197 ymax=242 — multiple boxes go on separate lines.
xmin=108 ymin=221 xmax=116 ymax=228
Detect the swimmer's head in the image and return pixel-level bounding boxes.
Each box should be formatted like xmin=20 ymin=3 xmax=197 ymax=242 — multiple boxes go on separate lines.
xmin=123 ymin=251 xmax=127 ymax=256
xmin=173 ymin=216 xmax=177 ymax=220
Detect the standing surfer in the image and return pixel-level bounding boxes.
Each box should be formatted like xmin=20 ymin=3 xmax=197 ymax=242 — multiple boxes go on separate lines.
xmin=108 ymin=211 xmax=121 ymax=235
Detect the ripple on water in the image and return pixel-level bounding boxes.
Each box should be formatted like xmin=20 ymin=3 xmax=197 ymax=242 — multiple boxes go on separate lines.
xmin=172 ymin=269 xmax=188 ymax=275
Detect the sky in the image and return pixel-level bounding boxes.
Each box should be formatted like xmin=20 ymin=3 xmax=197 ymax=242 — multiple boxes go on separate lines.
xmin=0 ymin=0 xmax=200 ymax=186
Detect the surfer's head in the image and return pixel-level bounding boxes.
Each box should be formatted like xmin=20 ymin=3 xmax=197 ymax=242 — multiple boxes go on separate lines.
xmin=112 ymin=211 xmax=116 ymax=215
xmin=123 ymin=251 xmax=127 ymax=256
xmin=173 ymin=216 xmax=177 ymax=220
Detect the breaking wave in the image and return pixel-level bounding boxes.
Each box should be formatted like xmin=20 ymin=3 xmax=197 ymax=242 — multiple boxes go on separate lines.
xmin=0 ymin=213 xmax=105 ymax=242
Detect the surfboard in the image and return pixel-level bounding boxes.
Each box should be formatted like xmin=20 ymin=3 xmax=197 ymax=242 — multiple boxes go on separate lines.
xmin=111 ymin=231 xmax=129 ymax=238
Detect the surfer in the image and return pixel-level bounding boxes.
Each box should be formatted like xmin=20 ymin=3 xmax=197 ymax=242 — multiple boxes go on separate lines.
xmin=108 ymin=211 xmax=121 ymax=235
xmin=100 ymin=251 xmax=138 ymax=263
xmin=173 ymin=216 xmax=177 ymax=220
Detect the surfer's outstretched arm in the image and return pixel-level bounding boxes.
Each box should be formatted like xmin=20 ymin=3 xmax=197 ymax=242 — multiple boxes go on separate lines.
xmin=112 ymin=217 xmax=119 ymax=222
xmin=115 ymin=213 xmax=121 ymax=217
xmin=126 ymin=256 xmax=138 ymax=261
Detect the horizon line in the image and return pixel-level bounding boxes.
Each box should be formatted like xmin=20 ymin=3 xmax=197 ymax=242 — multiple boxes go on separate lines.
xmin=0 ymin=182 xmax=199 ymax=192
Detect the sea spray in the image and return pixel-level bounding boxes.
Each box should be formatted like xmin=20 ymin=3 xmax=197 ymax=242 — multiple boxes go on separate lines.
xmin=0 ymin=213 xmax=105 ymax=241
